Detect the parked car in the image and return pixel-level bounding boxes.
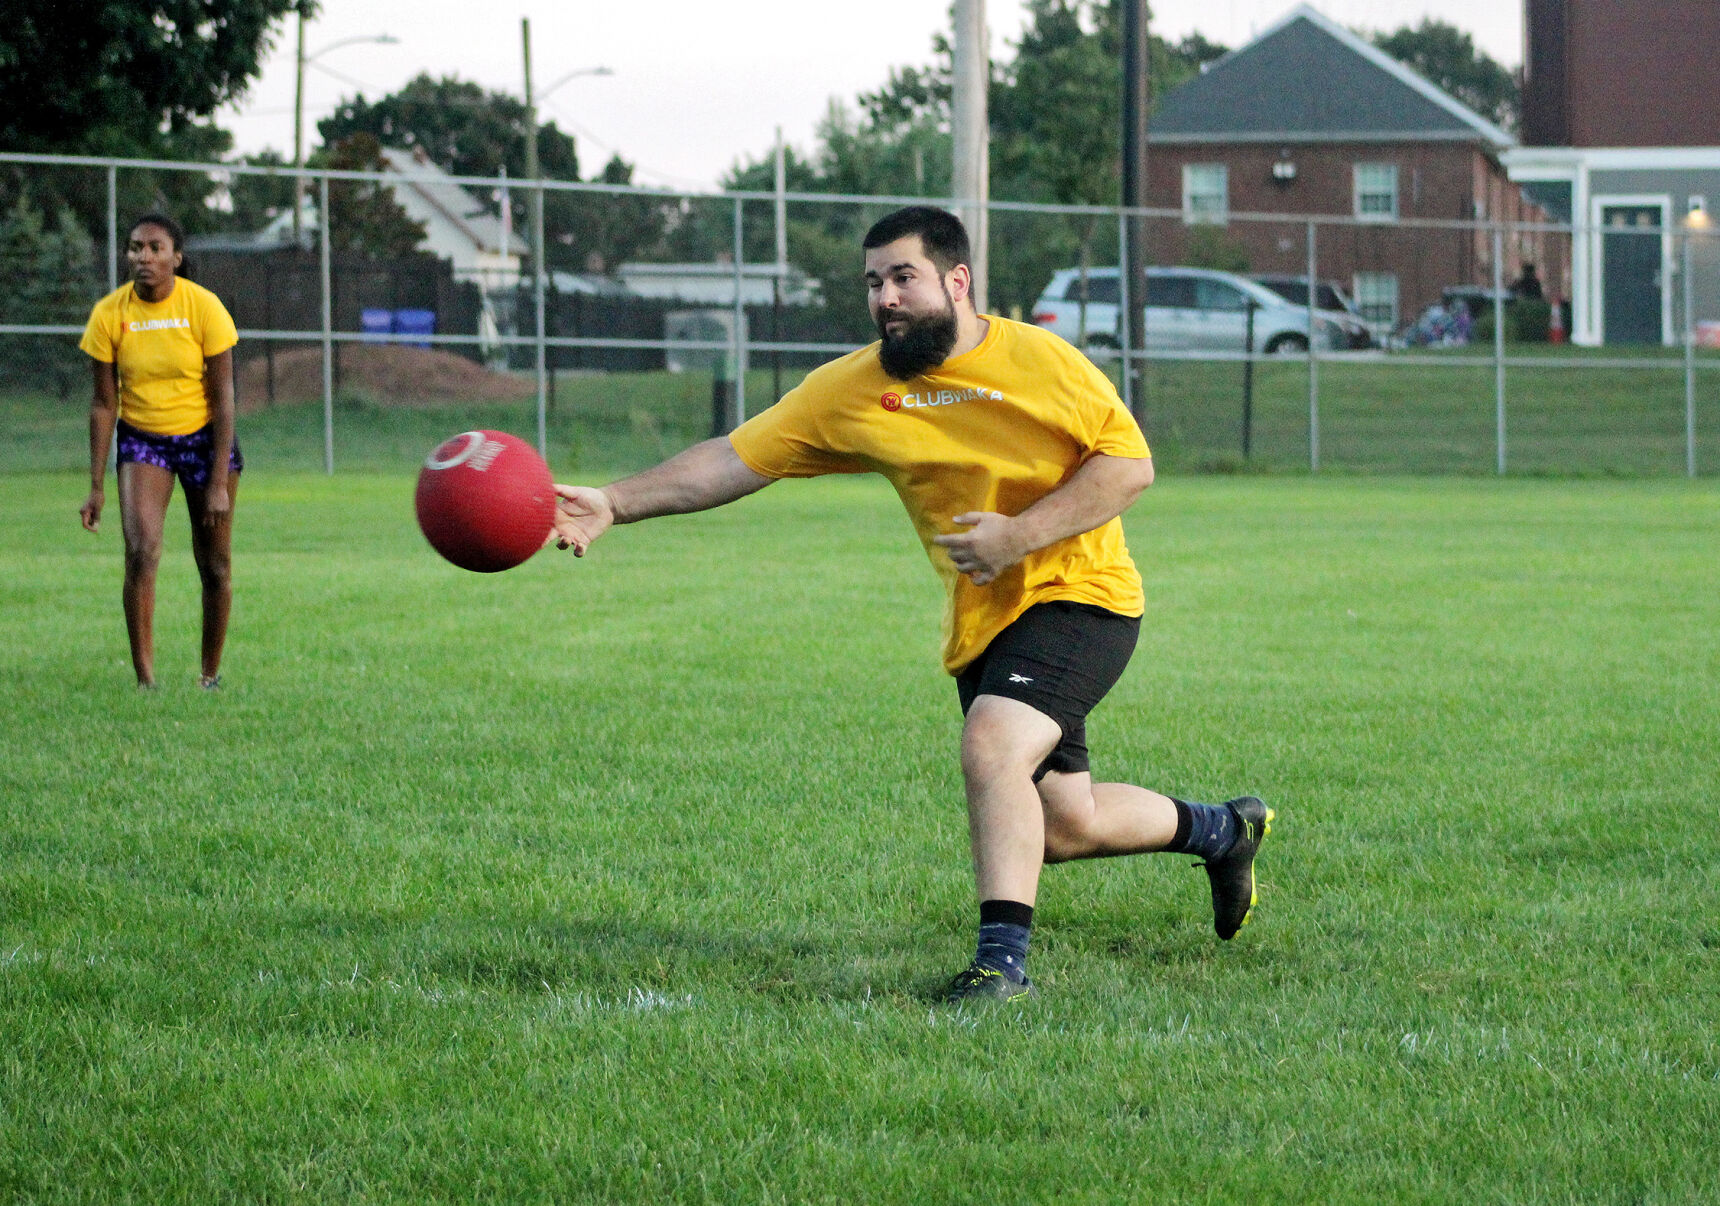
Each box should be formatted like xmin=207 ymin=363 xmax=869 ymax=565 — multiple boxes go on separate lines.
xmin=1248 ymin=274 xmax=1375 ymax=348
xmin=1031 ymin=266 xmax=1351 ymax=355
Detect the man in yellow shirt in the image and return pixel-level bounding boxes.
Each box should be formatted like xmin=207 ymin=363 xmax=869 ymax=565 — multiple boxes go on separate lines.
xmin=551 ymin=207 xmax=1271 ymax=1005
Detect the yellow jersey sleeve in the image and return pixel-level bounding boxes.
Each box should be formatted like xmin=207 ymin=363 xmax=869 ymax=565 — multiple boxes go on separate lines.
xmin=78 ymin=290 xmax=122 ymax=364
xmin=729 ymin=353 xmax=876 ymax=479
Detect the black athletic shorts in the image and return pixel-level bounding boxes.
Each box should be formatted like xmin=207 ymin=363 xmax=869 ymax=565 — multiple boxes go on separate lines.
xmin=955 ymin=600 xmax=1140 ymax=781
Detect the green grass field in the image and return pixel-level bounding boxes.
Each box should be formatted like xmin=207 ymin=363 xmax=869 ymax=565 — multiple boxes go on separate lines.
xmin=3 ymin=466 xmax=1717 ymax=1203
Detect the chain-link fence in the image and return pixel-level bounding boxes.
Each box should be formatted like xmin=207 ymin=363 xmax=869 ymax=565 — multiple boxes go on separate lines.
xmin=2 ymin=150 xmax=1715 ymax=478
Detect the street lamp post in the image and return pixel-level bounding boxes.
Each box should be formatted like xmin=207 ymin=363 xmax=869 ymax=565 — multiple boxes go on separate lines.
xmin=520 ymin=15 xmax=612 ymax=454
xmin=519 ymin=18 xmax=612 ymax=240
xmin=292 ymin=8 xmax=397 ymax=244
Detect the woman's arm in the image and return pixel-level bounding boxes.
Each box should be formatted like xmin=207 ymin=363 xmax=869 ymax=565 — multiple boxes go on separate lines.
xmin=80 ymin=359 xmax=120 ymax=533
xmin=201 ymin=347 xmax=236 ymax=524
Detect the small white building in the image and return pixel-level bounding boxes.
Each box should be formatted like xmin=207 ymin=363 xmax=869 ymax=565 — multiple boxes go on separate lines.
xmin=251 ymin=147 xmax=528 ymax=292
xmin=615 ymin=261 xmax=820 ymax=307
xmin=375 ymin=147 xmax=525 ymax=292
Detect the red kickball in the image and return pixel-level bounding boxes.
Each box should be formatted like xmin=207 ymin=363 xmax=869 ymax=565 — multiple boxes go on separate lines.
xmin=414 ymin=430 xmax=556 ymax=572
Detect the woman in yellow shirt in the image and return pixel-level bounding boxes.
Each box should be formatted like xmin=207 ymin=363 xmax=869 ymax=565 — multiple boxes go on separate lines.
xmin=78 ymin=213 xmax=242 ymax=690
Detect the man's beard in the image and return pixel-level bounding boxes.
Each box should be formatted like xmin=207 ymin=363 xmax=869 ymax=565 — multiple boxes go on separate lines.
xmin=876 ymin=293 xmax=959 ymax=381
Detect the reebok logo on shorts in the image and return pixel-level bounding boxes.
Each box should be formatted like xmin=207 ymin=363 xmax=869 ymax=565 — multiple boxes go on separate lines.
xmin=1009 ymin=673 xmax=1034 ymax=684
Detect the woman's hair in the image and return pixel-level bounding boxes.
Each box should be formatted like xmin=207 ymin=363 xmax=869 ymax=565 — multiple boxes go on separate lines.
xmin=129 ymin=211 xmax=194 ymax=280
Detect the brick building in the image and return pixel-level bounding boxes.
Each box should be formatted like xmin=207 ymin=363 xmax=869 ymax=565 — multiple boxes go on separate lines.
xmin=1507 ymin=0 xmax=1720 ymax=345
xmin=1146 ymin=5 xmax=1557 ymax=336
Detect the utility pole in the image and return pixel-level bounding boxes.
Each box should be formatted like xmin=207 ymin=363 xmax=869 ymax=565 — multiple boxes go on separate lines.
xmin=1122 ymin=0 xmax=1151 ymax=421
xmin=292 ymin=3 xmax=307 ymax=246
xmin=521 ymin=17 xmax=541 ymax=267
xmin=951 ymin=0 xmax=989 ymax=312
xmin=522 ymin=17 xmax=547 ymax=454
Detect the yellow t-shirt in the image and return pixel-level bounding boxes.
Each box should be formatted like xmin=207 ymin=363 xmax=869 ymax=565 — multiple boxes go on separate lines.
xmin=730 ymin=315 xmax=1151 ymax=674
xmin=79 ymin=278 xmax=239 ymax=436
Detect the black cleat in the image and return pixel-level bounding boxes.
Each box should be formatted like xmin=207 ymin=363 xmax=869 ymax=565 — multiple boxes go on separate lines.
xmin=942 ymin=961 xmax=1036 ymax=1007
xmin=1202 ymin=796 xmax=1274 ymax=940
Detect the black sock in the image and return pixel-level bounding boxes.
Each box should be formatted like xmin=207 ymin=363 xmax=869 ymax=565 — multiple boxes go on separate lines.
xmin=1165 ymin=798 xmax=1239 ymax=860
xmin=974 ymin=899 xmax=1033 ymax=981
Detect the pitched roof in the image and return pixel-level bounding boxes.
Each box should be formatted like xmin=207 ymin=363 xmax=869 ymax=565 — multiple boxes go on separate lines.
xmin=1150 ymin=4 xmax=1514 ymax=149
xmin=378 ymin=146 xmax=527 ymax=258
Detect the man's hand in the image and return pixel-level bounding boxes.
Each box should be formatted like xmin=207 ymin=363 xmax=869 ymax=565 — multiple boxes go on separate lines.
xmin=934 ymin=511 xmax=1028 ymax=586
xmin=79 ymin=488 xmax=104 ymax=533
xmin=549 ymin=484 xmax=614 ymax=556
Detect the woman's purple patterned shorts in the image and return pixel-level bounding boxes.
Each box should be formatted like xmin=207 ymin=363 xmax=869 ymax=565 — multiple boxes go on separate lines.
xmin=116 ymin=420 xmax=243 ymax=490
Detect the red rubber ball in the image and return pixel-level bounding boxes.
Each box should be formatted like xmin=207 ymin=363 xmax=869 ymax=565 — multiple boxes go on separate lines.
xmin=415 ymin=430 xmax=556 ymax=572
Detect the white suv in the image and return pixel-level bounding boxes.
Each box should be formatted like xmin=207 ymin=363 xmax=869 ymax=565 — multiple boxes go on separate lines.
xmin=1030 ymin=266 xmax=1353 ymax=354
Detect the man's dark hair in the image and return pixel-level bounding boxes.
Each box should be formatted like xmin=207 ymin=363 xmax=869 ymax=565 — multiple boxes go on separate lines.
xmin=862 ymin=206 xmax=971 ymax=275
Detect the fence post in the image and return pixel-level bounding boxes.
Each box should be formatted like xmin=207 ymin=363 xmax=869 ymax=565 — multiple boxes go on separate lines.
xmin=1116 ymin=210 xmax=1133 ymax=418
xmin=105 ymin=165 xmax=117 ymax=291
xmin=732 ymin=196 xmax=747 ymax=429
xmin=1306 ymin=220 xmax=1319 ymax=472
xmin=1493 ymin=225 xmax=1507 ymax=475
xmin=319 ymin=174 xmax=334 ymax=475
xmin=533 ymin=177 xmax=548 ymax=458
xmin=1683 ymin=227 xmax=1698 ymax=478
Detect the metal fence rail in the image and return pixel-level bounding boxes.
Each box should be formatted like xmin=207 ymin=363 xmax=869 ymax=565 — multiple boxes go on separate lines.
xmin=1 ymin=150 xmax=1714 ymax=477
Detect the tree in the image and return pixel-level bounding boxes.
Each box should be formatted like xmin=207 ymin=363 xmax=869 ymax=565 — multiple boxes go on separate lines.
xmin=221 ymin=150 xmax=298 ymax=233
xmin=316 ymin=133 xmax=427 ymax=257
xmin=0 ymin=195 xmax=103 ymax=398
xmin=318 ymin=73 xmax=664 ymax=274
xmin=1374 ymin=19 xmax=1520 ymax=133
xmin=715 ymin=0 xmax=1230 ymax=320
xmin=0 ymin=0 xmax=300 ymax=233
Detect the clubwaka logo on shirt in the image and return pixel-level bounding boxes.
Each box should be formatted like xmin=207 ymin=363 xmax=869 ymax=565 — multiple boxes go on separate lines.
xmin=126 ymin=317 xmax=192 ymax=332
xmin=879 ymin=387 xmax=1002 ymax=411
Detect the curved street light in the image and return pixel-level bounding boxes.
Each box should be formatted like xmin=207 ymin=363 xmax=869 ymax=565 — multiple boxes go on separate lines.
xmin=293 ymin=23 xmax=400 ymax=241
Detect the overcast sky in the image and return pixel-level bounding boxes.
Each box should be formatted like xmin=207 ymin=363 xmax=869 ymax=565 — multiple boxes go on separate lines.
xmin=220 ymin=1 xmax=1523 ymax=192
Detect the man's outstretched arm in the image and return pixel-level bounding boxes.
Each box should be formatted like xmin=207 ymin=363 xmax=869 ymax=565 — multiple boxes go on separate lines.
xmin=550 ymin=436 xmax=773 ymax=556
xmin=933 ymin=452 xmax=1154 ymax=585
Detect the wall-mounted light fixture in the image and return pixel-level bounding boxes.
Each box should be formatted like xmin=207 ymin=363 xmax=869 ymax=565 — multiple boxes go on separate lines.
xmin=1271 ymin=150 xmax=1296 ymax=184
xmin=1687 ymin=195 xmax=1711 ymax=229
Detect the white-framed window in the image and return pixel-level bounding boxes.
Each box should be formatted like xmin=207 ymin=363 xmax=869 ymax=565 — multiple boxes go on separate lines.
xmin=1354 ymin=163 xmax=1399 ymax=220
xmin=1352 ymin=272 xmax=1400 ymax=329
xmin=1183 ymin=163 xmax=1228 ymax=225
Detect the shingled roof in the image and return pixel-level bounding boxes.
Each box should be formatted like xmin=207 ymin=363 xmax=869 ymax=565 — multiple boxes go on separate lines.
xmin=1150 ymin=5 xmax=1514 ymax=149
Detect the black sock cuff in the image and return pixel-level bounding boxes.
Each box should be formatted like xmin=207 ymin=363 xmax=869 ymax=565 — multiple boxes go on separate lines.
xmin=979 ymin=899 xmax=1034 ymax=929
xmin=1168 ymin=798 xmax=1194 ymax=853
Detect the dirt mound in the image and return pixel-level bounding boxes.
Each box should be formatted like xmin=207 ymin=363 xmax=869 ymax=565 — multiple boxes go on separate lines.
xmin=237 ymin=344 xmax=533 ymax=411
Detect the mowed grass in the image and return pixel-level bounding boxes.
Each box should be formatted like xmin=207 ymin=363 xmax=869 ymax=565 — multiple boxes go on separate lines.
xmin=2 ymin=469 xmax=1718 ymax=1203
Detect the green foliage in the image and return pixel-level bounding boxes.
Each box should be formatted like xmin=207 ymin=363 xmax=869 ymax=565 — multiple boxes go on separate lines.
xmin=319 ymin=74 xmax=563 ymax=183
xmin=1472 ymin=299 xmax=1552 ymax=344
xmin=220 ymin=150 xmax=297 ymax=234
xmin=0 ymin=0 xmax=300 ymax=155
xmin=1183 ymin=224 xmax=1252 ymax=273
xmin=0 ymin=195 xmax=102 ymax=398
xmin=552 ymin=156 xmax=666 ymax=274
xmin=1373 ymin=18 xmax=1520 ymax=133
xmin=718 ymin=0 xmax=1232 ymax=321
xmin=1512 ymin=298 xmax=1552 ymax=342
xmin=317 ymin=73 xmax=665 ymax=275
xmin=316 ymin=134 xmax=428 ymax=258
xmin=0 ymin=0 xmax=298 ymax=235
